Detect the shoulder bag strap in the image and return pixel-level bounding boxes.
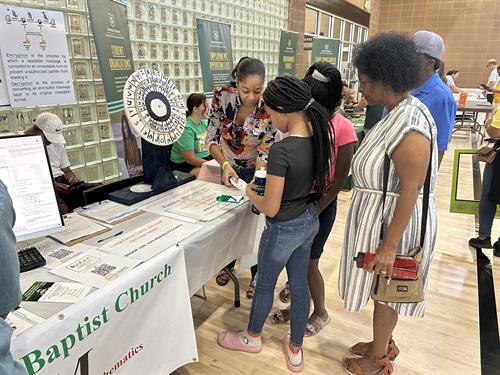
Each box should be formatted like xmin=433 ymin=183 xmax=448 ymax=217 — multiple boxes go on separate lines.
xmin=380 ymin=105 xmax=433 ymax=249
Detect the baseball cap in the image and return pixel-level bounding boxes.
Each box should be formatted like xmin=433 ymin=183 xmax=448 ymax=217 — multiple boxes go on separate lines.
xmin=487 ymin=58 xmax=497 ymax=65
xmin=412 ymin=30 xmax=444 ymax=60
xmin=35 ymin=112 xmax=65 ymax=144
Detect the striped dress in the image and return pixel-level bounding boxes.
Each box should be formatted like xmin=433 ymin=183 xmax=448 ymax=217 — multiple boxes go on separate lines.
xmin=338 ymin=96 xmax=438 ymax=317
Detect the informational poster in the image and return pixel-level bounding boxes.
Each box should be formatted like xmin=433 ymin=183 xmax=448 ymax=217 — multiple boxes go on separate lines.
xmin=278 ymin=30 xmax=298 ymax=77
xmin=87 ymin=0 xmax=142 ymax=177
xmin=311 ymin=36 xmax=341 ymax=67
xmin=11 ymin=245 xmax=198 ymax=375
xmin=0 ymin=58 xmax=10 ymax=108
xmin=196 ymin=19 xmax=233 ymax=95
xmin=0 ymin=5 xmax=75 ymax=108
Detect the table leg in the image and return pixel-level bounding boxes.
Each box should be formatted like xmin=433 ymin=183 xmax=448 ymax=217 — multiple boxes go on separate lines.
xmin=223 ymin=266 xmax=240 ymax=307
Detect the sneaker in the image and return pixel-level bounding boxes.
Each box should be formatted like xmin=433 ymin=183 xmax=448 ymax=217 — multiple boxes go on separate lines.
xmin=468 ymin=236 xmax=492 ymax=249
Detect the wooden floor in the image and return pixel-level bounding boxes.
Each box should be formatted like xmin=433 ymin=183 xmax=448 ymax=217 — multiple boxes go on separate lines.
xmin=176 ymin=137 xmax=500 ymax=375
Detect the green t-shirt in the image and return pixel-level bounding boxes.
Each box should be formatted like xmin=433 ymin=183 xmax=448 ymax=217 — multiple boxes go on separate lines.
xmin=170 ymin=118 xmax=210 ymax=163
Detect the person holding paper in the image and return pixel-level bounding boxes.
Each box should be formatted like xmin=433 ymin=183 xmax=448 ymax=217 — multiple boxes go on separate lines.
xmin=206 ymin=57 xmax=276 ymax=298
xmin=0 ymin=180 xmax=28 ymax=375
xmin=217 ymin=76 xmax=332 ymax=372
xmin=170 ymin=93 xmax=213 ymax=177
xmin=25 ymin=113 xmax=98 ymax=214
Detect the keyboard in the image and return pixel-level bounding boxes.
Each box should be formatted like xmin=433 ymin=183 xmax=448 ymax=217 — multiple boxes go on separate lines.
xmin=18 ymin=246 xmax=46 ymax=273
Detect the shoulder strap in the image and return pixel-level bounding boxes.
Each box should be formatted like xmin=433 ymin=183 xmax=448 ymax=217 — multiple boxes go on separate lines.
xmin=380 ymin=105 xmax=433 ymax=248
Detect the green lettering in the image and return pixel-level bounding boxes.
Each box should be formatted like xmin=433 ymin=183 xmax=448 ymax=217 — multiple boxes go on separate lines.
xmin=46 ymin=344 xmax=60 ymax=363
xmin=92 ymin=315 xmax=101 ymax=330
xmin=60 ymin=333 xmax=76 ymax=358
xmin=115 ymin=291 xmax=129 ymax=312
xmin=156 ymin=270 xmax=164 ymax=283
xmin=164 ymin=263 xmax=171 ymax=277
xmin=21 ymin=350 xmax=45 ymax=375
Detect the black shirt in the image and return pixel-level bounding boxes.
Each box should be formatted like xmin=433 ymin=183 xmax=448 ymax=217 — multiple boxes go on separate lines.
xmin=266 ymin=136 xmax=314 ymax=223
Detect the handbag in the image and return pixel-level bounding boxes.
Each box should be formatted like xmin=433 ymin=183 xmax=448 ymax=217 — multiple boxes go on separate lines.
xmin=370 ymin=106 xmax=433 ymax=304
xmin=476 ymin=145 xmax=498 ymax=164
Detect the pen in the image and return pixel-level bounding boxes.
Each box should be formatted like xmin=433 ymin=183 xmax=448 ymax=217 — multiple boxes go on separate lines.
xmin=97 ymin=230 xmax=124 ymax=243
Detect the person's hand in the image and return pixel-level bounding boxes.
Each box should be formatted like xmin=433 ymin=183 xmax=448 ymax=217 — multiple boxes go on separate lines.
xmin=485 ymin=118 xmax=492 ymax=128
xmin=245 ymin=181 xmax=254 ymax=197
xmin=55 ymin=182 xmax=70 ymax=193
xmin=367 ymin=242 xmax=397 ymax=277
xmin=69 ymin=176 xmax=81 ymax=186
xmin=222 ymin=163 xmax=238 ymax=187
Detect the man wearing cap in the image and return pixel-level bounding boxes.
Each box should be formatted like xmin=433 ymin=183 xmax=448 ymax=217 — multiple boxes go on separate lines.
xmin=25 ymin=113 xmax=96 ymax=213
xmin=411 ymin=30 xmax=457 ymax=167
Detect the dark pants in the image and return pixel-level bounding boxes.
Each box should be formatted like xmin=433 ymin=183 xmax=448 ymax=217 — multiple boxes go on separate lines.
xmin=55 ymin=176 xmax=99 ymax=213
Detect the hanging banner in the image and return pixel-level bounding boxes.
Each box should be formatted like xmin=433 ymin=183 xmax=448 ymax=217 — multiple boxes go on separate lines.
xmin=87 ymin=0 xmax=142 ymax=177
xmin=0 ymin=5 xmax=75 ymax=108
xmin=278 ymin=30 xmax=298 ymax=77
xmin=311 ymin=37 xmax=341 ymax=67
xmin=196 ymin=19 xmax=233 ymax=95
xmin=11 ymin=245 xmax=198 ymax=375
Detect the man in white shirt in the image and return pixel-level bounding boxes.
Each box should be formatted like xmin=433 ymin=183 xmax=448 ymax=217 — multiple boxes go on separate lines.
xmin=487 ymin=59 xmax=499 ymax=90
xmin=25 ymin=113 xmax=97 ymax=213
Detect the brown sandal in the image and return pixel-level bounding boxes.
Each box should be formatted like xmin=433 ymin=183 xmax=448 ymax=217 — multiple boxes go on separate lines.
xmin=349 ymin=339 xmax=399 ymax=361
xmin=342 ymin=356 xmax=393 ymax=375
xmin=279 ymin=282 xmax=290 ymax=303
xmin=246 ymin=279 xmax=256 ymax=299
xmin=216 ymin=270 xmax=231 ymax=286
xmin=271 ymin=308 xmax=291 ymax=324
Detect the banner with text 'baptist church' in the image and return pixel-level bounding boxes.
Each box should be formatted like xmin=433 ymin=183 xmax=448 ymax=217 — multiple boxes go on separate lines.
xmin=11 ymin=245 xmax=197 ymax=375
xmin=87 ymin=0 xmax=142 ymax=177
xmin=311 ymin=36 xmax=341 ymax=67
xmin=196 ymin=19 xmax=233 ymax=95
xmin=278 ymin=30 xmax=298 ymax=77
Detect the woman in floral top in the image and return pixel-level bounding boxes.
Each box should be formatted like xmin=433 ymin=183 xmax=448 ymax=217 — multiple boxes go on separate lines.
xmin=207 ymin=57 xmax=276 ymax=297
xmin=207 ymin=57 xmax=276 ymax=185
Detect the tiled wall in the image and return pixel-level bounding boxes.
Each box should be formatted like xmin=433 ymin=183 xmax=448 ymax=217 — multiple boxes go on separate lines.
xmin=374 ymin=0 xmax=500 ymax=88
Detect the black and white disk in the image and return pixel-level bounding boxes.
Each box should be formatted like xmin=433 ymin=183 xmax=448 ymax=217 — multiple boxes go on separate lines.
xmin=123 ymin=69 xmax=185 ymax=146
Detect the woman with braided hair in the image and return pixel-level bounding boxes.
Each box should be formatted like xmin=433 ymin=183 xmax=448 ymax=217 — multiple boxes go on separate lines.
xmin=272 ymin=62 xmax=358 ymax=337
xmin=217 ymin=76 xmax=332 ymax=373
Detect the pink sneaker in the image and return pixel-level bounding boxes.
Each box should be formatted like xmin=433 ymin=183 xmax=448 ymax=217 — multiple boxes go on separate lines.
xmin=217 ymin=331 xmax=262 ymax=353
xmin=281 ymin=334 xmax=304 ymax=372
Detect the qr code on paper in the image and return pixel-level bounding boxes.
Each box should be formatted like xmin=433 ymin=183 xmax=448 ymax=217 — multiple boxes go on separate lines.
xmin=91 ymin=264 xmax=117 ymax=277
xmin=48 ymin=248 xmax=72 ymax=260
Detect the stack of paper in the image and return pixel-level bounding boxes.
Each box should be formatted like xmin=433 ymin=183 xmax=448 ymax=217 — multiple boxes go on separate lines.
xmin=76 ymin=200 xmax=144 ymax=225
xmin=49 ymin=213 xmax=110 ymax=246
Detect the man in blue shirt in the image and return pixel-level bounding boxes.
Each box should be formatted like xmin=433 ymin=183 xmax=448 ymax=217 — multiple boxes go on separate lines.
xmin=0 ymin=180 xmax=27 ymax=375
xmin=411 ymin=31 xmax=457 ymax=168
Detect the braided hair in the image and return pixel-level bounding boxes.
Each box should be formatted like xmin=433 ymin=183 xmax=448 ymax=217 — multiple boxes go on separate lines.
xmin=263 ymin=76 xmax=332 ymax=197
xmin=303 ymin=62 xmax=343 ymax=117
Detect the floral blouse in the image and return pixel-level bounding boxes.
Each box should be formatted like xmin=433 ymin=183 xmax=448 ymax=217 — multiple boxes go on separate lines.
xmin=206 ymin=85 xmax=276 ymax=169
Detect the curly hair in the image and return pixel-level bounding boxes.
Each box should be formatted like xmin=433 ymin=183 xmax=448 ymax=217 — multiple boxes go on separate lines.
xmin=353 ymin=32 xmax=423 ymax=94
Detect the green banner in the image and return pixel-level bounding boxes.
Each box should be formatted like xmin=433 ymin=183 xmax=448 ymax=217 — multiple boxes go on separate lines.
xmin=196 ymin=19 xmax=233 ymax=94
xmin=87 ymin=0 xmax=135 ymax=114
xmin=278 ymin=30 xmax=298 ymax=77
xmin=88 ymin=0 xmax=142 ymax=177
xmin=311 ymin=37 xmax=341 ymax=67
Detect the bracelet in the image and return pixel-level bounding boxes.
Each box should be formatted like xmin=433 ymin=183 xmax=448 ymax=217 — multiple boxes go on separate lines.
xmin=221 ymin=160 xmax=230 ymax=169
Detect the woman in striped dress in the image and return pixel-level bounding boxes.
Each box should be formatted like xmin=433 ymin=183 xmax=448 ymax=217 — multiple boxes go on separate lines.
xmin=339 ymin=33 xmax=438 ymax=375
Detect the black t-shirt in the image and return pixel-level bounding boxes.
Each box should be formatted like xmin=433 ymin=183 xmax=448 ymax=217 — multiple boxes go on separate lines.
xmin=266 ymin=136 xmax=314 ymax=223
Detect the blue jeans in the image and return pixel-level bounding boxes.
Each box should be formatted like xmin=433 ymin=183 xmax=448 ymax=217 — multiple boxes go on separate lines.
xmin=479 ymin=163 xmax=498 ymax=237
xmin=248 ymin=205 xmax=319 ymax=347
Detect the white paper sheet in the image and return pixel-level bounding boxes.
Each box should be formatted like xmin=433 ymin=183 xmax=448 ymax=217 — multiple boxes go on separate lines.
xmin=49 ymin=213 xmax=109 ymax=245
xmin=99 ymin=216 xmax=202 ymax=261
xmin=6 ymin=308 xmax=45 ymax=336
xmin=76 ymin=200 xmax=143 ymax=225
xmin=136 ymin=180 xmax=247 ymax=221
xmin=33 ymin=238 xmax=94 ymax=269
xmin=49 ymin=249 xmax=142 ymax=288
